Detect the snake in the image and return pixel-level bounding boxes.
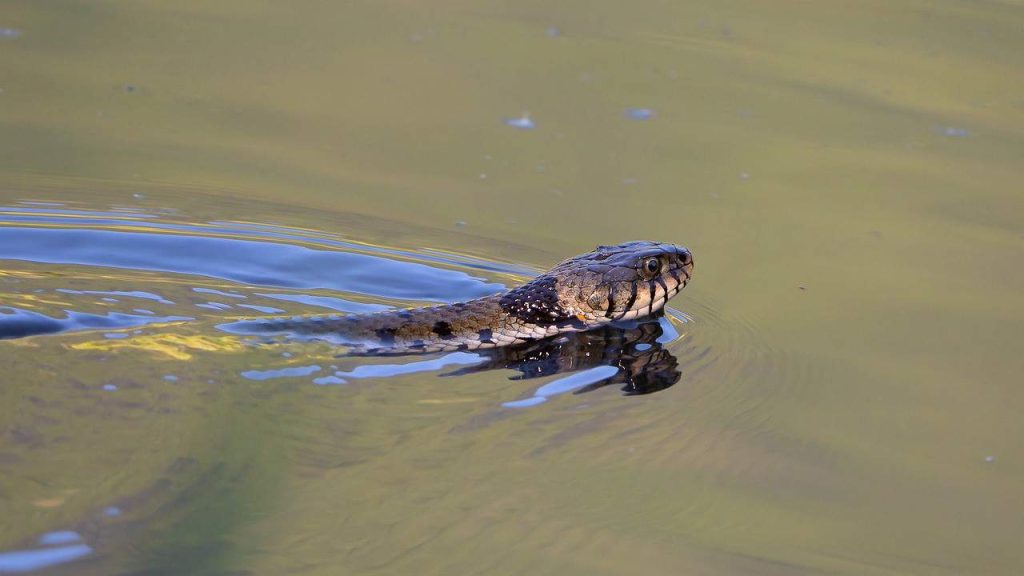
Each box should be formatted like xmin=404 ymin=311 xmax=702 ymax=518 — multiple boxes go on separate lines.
xmin=226 ymin=240 xmax=694 ymax=354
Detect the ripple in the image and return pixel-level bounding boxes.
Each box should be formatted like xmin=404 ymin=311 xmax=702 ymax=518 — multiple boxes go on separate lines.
xmin=241 ymin=365 xmax=321 ymax=381
xmin=236 ymin=304 xmax=285 ymax=314
xmin=55 ymin=288 xmax=173 ymax=304
xmin=192 ymin=287 xmax=246 ymax=299
xmin=329 ymin=352 xmax=484 ymax=382
xmin=0 ymin=200 xmax=533 ymax=276
xmin=504 ymin=365 xmax=622 ymax=408
xmin=255 ymin=293 xmax=388 ymax=314
xmin=0 ymin=199 xmax=535 ymax=342
xmin=666 ymin=293 xmax=785 ymax=396
xmin=640 ymin=289 xmax=824 ymax=480
xmin=0 ymin=227 xmax=503 ymax=302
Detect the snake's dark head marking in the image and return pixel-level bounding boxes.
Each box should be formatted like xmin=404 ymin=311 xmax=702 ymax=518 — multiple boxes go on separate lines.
xmin=569 ymin=240 xmax=693 ymax=322
xmin=502 ymin=240 xmax=694 ymax=327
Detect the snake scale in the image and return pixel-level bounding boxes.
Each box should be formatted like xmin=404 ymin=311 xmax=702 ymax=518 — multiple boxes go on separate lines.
xmin=228 ymin=241 xmax=694 ymax=354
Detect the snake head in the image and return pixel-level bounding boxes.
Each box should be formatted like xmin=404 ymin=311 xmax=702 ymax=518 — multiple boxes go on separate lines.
xmin=499 ymin=241 xmax=693 ymax=328
xmin=560 ymin=241 xmax=694 ymax=322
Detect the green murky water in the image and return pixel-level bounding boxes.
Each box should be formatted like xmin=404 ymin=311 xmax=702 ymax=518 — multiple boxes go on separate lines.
xmin=1 ymin=1 xmax=1023 ymax=574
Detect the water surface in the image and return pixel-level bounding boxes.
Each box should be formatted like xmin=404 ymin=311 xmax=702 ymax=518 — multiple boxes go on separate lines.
xmin=1 ymin=1 xmax=1022 ymax=575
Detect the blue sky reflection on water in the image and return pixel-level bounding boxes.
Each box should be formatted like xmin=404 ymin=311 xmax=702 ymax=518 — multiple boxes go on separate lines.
xmin=0 ymin=530 xmax=93 ymax=574
xmin=503 ymin=365 xmax=621 ymax=408
xmin=0 ymin=227 xmax=503 ymax=303
xmin=241 ymin=365 xmax=322 ymax=381
xmin=328 ymin=352 xmax=485 ymax=382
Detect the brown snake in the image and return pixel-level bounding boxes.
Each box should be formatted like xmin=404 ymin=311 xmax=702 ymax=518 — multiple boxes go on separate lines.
xmin=228 ymin=241 xmax=694 ymax=354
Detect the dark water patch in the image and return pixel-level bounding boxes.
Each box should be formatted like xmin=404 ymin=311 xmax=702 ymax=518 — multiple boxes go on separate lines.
xmin=0 ymin=307 xmax=192 ymax=340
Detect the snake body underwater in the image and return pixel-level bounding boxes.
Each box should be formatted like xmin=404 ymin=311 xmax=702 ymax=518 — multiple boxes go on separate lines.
xmin=227 ymin=241 xmax=694 ymax=354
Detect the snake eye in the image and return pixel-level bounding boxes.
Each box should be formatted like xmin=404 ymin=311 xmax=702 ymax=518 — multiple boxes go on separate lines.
xmin=643 ymin=257 xmax=660 ymax=275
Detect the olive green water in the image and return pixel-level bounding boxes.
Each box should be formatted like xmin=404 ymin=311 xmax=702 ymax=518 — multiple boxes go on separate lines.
xmin=2 ymin=1 xmax=1023 ymax=574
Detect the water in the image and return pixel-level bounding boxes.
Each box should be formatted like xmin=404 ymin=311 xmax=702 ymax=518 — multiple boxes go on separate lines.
xmin=1 ymin=1 xmax=1023 ymax=575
